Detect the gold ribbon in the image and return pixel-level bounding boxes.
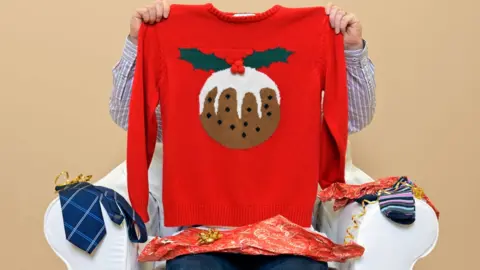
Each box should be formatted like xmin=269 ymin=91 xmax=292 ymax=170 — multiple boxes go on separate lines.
xmin=344 ymin=180 xmax=426 ymax=244
xmin=54 ymin=171 xmax=92 ymax=191
xmin=344 ymin=199 xmax=377 ymax=244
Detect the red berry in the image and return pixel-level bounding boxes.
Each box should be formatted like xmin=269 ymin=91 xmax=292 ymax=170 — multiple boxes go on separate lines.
xmin=238 ymin=65 xmax=245 ymax=74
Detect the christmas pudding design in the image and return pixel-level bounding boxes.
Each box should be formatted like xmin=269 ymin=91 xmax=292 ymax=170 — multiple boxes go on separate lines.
xmin=179 ymin=47 xmax=294 ymax=149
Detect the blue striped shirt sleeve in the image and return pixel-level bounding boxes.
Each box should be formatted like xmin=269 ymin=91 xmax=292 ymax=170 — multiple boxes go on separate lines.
xmin=344 ymin=41 xmax=376 ymax=133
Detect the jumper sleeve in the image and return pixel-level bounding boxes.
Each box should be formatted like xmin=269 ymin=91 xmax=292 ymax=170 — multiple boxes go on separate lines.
xmin=109 ymin=37 xmax=164 ymax=142
xmin=126 ymin=24 xmax=161 ymax=223
xmin=319 ymin=29 xmax=348 ymax=189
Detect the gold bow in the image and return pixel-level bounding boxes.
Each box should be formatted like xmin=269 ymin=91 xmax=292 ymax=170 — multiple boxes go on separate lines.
xmin=411 ymin=186 xmax=425 ymax=200
xmin=198 ymin=229 xmax=223 ymax=245
xmin=55 ymin=171 xmax=92 ymax=191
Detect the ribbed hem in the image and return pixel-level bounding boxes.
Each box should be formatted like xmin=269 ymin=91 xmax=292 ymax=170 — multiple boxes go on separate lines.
xmin=163 ymin=203 xmax=314 ymax=227
xmin=205 ymin=3 xmax=282 ymax=23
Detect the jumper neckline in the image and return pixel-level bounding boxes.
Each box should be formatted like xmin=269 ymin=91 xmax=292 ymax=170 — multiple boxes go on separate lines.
xmin=205 ymin=3 xmax=282 ymax=23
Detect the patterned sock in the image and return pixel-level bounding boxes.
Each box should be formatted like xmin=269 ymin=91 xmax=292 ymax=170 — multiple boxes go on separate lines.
xmin=378 ymin=177 xmax=416 ymax=225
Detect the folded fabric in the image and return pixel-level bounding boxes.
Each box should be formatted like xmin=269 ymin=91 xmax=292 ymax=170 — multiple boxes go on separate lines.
xmin=139 ymin=215 xmax=365 ymax=263
xmin=318 ymin=176 xmax=440 ymax=219
xmin=57 ymin=181 xmax=148 ymax=254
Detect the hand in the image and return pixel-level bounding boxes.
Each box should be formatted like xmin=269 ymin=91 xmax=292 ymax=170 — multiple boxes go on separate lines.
xmin=129 ymin=0 xmax=171 ymax=44
xmin=325 ymin=3 xmax=363 ymax=50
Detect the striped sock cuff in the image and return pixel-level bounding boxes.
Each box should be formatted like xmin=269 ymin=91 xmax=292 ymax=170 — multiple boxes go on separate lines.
xmin=378 ymin=177 xmax=416 ymax=225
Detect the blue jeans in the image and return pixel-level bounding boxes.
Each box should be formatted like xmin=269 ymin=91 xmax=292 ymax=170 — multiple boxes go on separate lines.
xmin=166 ymin=253 xmax=329 ymax=270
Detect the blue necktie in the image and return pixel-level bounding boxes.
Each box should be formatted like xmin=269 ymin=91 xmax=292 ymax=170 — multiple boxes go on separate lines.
xmin=57 ymin=182 xmax=148 ymax=254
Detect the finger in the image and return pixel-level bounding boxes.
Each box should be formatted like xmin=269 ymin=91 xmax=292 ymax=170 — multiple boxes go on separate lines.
xmin=334 ymin=9 xmax=346 ymax=34
xmin=329 ymin=6 xmax=339 ymax=28
xmin=340 ymin=13 xmax=356 ymax=34
xmin=137 ymin=7 xmax=149 ymax=22
xmin=148 ymin=5 xmax=156 ymax=23
xmin=325 ymin=2 xmax=333 ymax=15
xmin=155 ymin=1 xmax=164 ymax=22
xmin=163 ymin=0 xmax=170 ymax=18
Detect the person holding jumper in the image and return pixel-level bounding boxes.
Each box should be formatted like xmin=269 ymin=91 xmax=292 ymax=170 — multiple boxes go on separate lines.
xmin=109 ymin=1 xmax=376 ymax=269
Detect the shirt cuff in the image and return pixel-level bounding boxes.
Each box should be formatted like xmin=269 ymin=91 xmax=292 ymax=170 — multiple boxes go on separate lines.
xmin=122 ymin=36 xmax=138 ymax=63
xmin=345 ymin=40 xmax=369 ymax=66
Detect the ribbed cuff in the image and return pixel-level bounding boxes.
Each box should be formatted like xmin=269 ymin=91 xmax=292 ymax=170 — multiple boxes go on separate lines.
xmin=345 ymin=40 xmax=369 ymax=66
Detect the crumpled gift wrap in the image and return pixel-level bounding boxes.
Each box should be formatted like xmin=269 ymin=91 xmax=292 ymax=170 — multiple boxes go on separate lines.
xmin=139 ymin=215 xmax=364 ymax=263
xmin=318 ymin=176 xmax=440 ymax=218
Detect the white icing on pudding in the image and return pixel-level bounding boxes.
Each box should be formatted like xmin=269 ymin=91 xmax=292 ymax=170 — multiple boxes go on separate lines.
xmin=198 ymin=67 xmax=280 ymax=119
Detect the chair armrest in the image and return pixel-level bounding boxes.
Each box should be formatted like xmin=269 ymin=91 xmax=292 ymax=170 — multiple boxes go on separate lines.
xmin=318 ymin=151 xmax=439 ymax=270
xmin=44 ymin=197 xmax=140 ymax=270
xmin=321 ymin=199 xmax=439 ymax=270
xmin=44 ymin=161 xmax=164 ymax=270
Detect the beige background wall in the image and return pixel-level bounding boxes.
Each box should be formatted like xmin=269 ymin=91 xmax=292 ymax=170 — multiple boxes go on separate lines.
xmin=0 ymin=0 xmax=477 ymax=268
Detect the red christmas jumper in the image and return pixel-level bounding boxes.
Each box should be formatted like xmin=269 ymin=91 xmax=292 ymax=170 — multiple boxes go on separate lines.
xmin=127 ymin=3 xmax=348 ymax=226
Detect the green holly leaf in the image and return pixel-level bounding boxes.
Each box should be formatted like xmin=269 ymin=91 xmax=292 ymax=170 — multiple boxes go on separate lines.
xmin=179 ymin=48 xmax=230 ymax=72
xmin=244 ymin=48 xmax=294 ymax=69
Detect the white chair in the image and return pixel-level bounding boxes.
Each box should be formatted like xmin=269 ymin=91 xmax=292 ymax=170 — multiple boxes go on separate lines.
xmin=44 ymin=142 xmax=439 ymax=270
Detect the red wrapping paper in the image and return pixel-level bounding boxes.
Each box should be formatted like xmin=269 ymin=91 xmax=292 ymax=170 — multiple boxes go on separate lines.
xmin=318 ymin=176 xmax=440 ymax=218
xmin=139 ymin=215 xmax=364 ymax=262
